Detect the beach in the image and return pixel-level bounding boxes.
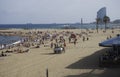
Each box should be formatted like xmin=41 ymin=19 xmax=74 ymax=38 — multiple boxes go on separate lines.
xmin=0 ymin=29 xmax=120 ymax=77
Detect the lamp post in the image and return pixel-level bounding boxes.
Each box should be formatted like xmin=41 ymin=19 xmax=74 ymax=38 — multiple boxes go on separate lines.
xmin=81 ymin=18 xmax=83 ymax=32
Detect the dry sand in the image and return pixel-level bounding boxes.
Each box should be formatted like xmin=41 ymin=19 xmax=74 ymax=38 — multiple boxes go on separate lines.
xmin=0 ymin=29 xmax=120 ymax=77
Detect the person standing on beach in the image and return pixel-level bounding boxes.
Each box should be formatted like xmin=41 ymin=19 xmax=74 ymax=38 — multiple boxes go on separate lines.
xmin=74 ymin=38 xmax=77 ymax=45
xmin=69 ymin=37 xmax=71 ymax=43
xmin=87 ymin=37 xmax=89 ymax=40
xmin=55 ymin=39 xmax=58 ymax=43
xmin=83 ymin=36 xmax=85 ymax=42
xmin=64 ymin=42 xmax=66 ymax=47
xmin=110 ymin=35 xmax=112 ymax=38
xmin=50 ymin=42 xmax=54 ymax=48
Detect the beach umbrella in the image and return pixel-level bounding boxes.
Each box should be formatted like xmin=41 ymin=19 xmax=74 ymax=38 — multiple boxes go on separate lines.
xmin=99 ymin=34 xmax=120 ymax=47
xmin=70 ymin=34 xmax=76 ymax=38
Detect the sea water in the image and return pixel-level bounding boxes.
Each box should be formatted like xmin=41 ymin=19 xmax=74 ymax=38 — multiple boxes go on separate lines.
xmin=0 ymin=23 xmax=119 ymax=29
xmin=0 ymin=36 xmax=22 ymax=49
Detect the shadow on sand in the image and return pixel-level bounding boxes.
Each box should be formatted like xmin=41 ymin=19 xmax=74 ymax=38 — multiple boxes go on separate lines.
xmin=41 ymin=53 xmax=55 ymax=55
xmin=65 ymin=48 xmax=120 ymax=77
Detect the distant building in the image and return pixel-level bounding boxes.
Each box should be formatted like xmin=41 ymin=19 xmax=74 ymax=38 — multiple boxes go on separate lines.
xmin=112 ymin=19 xmax=120 ymax=24
xmin=97 ymin=7 xmax=106 ymax=23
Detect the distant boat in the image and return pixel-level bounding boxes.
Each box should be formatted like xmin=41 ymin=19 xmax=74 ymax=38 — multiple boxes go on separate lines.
xmin=62 ymin=25 xmax=77 ymax=29
xmin=63 ymin=25 xmax=70 ymax=27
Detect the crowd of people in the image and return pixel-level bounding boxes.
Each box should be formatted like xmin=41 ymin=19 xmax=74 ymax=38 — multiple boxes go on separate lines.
xmin=0 ymin=29 xmax=91 ymax=56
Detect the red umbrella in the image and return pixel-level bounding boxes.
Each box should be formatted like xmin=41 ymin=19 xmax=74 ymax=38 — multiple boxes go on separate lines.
xmin=70 ymin=34 xmax=76 ymax=38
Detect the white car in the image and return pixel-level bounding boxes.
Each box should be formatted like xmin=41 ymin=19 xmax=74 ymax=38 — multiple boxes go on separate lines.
xmin=54 ymin=47 xmax=65 ymax=54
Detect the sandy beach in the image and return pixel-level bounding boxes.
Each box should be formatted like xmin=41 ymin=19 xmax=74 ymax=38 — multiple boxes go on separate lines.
xmin=0 ymin=29 xmax=120 ymax=77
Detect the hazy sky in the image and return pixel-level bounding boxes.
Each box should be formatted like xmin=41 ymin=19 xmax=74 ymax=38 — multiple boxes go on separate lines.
xmin=0 ymin=0 xmax=120 ymax=24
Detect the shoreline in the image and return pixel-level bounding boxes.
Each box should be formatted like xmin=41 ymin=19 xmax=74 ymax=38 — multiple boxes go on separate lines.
xmin=0 ymin=36 xmax=23 ymax=50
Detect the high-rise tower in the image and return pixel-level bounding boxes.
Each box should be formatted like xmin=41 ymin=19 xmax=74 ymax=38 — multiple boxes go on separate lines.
xmin=97 ymin=7 xmax=106 ymax=23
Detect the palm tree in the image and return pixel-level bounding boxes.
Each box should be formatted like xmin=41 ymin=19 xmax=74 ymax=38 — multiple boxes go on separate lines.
xmin=103 ymin=16 xmax=110 ymax=32
xmin=96 ymin=18 xmax=101 ymax=33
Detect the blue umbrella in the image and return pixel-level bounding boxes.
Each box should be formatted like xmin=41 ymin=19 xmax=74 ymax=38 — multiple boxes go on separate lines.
xmin=99 ymin=34 xmax=120 ymax=47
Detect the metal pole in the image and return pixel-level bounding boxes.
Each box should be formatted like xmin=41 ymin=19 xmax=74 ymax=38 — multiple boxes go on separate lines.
xmin=81 ymin=18 xmax=83 ymax=32
xmin=46 ymin=68 xmax=48 ymax=77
